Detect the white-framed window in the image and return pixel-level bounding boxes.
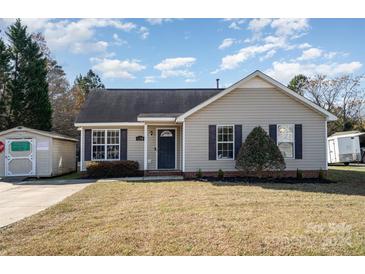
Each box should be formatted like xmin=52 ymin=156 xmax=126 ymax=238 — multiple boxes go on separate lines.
xmin=217 ymin=125 xmax=234 ymax=160
xmin=92 ymin=129 xmax=120 ymax=160
xmin=277 ymin=124 xmax=295 ymax=158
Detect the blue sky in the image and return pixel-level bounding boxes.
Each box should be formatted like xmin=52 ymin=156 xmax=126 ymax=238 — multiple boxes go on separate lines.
xmin=1 ymin=18 xmax=364 ymax=88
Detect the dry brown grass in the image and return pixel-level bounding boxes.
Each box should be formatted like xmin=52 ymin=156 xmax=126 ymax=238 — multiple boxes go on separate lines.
xmin=0 ymin=167 xmax=364 ymax=255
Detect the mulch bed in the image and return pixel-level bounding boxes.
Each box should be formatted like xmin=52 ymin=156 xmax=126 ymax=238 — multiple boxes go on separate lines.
xmin=198 ymin=177 xmax=335 ymax=184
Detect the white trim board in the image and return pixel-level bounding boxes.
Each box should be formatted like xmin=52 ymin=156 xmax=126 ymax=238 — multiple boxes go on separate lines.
xmin=0 ymin=126 xmax=77 ymax=142
xmin=176 ymin=70 xmax=337 ymax=122
xmin=137 ymin=117 xmax=176 ymax=122
xmin=75 ymin=122 xmax=144 ymax=127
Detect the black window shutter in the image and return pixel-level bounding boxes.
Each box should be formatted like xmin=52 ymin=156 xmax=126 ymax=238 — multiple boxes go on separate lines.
xmin=234 ymin=124 xmax=242 ymax=158
xmin=84 ymin=129 xmax=91 ymax=161
xmin=120 ymin=129 xmax=128 ymax=160
xmin=269 ymin=124 xmax=277 ymax=144
xmin=295 ymin=124 xmax=303 ymax=159
xmin=209 ymin=125 xmax=216 ymax=160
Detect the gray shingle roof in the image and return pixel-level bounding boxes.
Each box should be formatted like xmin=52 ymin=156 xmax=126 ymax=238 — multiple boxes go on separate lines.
xmin=75 ymin=88 xmax=222 ymax=123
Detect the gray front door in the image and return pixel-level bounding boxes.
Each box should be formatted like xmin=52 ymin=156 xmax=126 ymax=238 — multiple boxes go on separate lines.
xmin=157 ymin=129 xmax=176 ymax=169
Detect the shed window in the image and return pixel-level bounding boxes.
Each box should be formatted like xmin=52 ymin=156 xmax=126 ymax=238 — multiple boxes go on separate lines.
xmin=217 ymin=125 xmax=234 ymax=160
xmin=92 ymin=130 xmax=120 ymax=160
xmin=277 ymin=124 xmax=294 ymax=158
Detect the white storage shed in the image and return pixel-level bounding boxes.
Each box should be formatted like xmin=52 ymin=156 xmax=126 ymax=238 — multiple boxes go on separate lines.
xmin=327 ymin=131 xmax=365 ymax=165
xmin=0 ymin=126 xmax=77 ymax=177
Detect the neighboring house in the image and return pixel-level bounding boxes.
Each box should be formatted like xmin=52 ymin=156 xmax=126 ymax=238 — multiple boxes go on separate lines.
xmin=75 ymin=70 xmax=337 ymax=178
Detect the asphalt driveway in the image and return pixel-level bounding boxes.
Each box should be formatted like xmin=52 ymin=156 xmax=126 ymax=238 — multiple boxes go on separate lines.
xmin=0 ymin=179 xmax=93 ymax=227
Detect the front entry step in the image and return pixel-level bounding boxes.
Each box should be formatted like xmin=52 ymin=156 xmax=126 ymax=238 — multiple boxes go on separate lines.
xmin=145 ymin=170 xmax=183 ymax=176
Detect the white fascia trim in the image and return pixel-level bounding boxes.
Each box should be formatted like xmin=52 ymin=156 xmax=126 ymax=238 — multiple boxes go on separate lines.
xmin=137 ymin=117 xmax=176 ymax=122
xmin=74 ymin=122 xmax=144 ymax=127
xmin=328 ymin=132 xmax=365 ymax=139
xmin=176 ymin=70 xmax=337 ymax=122
xmin=0 ymin=126 xmax=77 ymax=142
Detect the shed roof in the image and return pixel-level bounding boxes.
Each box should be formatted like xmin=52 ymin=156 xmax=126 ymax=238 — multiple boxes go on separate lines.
xmin=330 ymin=131 xmax=365 ymax=137
xmin=75 ymin=88 xmax=222 ymax=123
xmin=0 ymin=126 xmax=78 ymax=142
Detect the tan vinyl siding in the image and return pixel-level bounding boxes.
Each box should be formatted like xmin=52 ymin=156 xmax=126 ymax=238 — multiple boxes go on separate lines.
xmin=127 ymin=127 xmax=144 ymax=169
xmin=146 ymin=125 xmax=181 ymax=170
xmin=52 ymin=139 xmax=76 ymax=176
xmin=184 ymin=82 xmax=327 ymax=172
xmin=0 ymin=131 xmax=52 ymax=177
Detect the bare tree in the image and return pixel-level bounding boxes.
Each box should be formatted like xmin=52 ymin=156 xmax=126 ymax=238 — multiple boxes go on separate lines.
xmin=291 ymin=74 xmax=365 ymax=134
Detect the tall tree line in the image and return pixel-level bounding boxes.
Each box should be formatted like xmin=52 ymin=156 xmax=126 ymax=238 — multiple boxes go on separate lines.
xmin=0 ymin=20 xmax=104 ymax=137
xmin=0 ymin=19 xmax=51 ymax=130
xmin=288 ymin=74 xmax=365 ymax=136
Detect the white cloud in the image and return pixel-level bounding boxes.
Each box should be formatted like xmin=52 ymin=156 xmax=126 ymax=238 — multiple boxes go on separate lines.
xmin=270 ymin=18 xmax=309 ymax=37
xmin=0 ymin=18 xmax=141 ymax=53
xmin=215 ymin=42 xmax=282 ymax=72
xmin=298 ymin=43 xmax=311 ymax=49
xmin=214 ymin=18 xmax=312 ymax=72
xmin=154 ymin=57 xmax=196 ymax=79
xmin=144 ymin=76 xmax=156 ymax=83
xmin=226 ymin=19 xmax=246 ymax=30
xmin=91 ymin=58 xmax=146 ymax=79
xmin=259 ymin=49 xmax=276 ymax=61
xmin=247 ymin=18 xmax=272 ymax=32
xmin=112 ymin=33 xmax=127 ymax=46
xmin=154 ymin=57 xmax=195 ymax=71
xmin=139 ymin=26 xmax=149 ymax=39
xmin=218 ymin=38 xmax=235 ymax=50
xmin=297 ymin=47 xmax=322 ymax=61
xmin=324 ymin=51 xmax=339 ymax=59
xmin=228 ymin=22 xmax=240 ymax=30
xmin=146 ymin=19 xmax=172 ymax=25
xmin=71 ymin=41 xmax=108 ymax=54
xmin=265 ymin=61 xmax=362 ymax=83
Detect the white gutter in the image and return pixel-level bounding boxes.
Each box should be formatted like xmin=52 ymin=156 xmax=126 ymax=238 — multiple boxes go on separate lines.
xmin=74 ymin=122 xmax=144 ymax=127
xmin=137 ymin=117 xmax=176 ymax=122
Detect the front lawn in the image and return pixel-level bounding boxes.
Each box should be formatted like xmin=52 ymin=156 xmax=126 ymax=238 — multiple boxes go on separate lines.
xmin=0 ymin=167 xmax=364 ymax=255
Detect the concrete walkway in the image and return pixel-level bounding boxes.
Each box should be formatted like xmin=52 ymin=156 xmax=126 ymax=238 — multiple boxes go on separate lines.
xmin=0 ymin=179 xmax=93 ymax=227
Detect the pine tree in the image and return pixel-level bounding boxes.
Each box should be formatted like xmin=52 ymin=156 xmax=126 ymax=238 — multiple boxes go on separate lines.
xmin=6 ymin=19 xmax=52 ymax=130
xmin=0 ymin=36 xmax=11 ymax=130
xmin=74 ymin=69 xmax=105 ymax=96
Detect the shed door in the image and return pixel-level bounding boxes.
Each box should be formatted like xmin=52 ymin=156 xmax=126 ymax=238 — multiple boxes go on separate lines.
xmin=5 ymin=139 xmax=36 ymax=176
xmin=328 ymin=139 xmax=337 ymax=163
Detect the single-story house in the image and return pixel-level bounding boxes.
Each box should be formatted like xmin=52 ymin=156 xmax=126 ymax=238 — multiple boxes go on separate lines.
xmin=0 ymin=126 xmax=77 ymax=177
xmin=75 ymin=70 xmax=337 ymax=178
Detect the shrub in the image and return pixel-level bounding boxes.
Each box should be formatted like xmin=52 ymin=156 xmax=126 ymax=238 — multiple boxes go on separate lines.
xmin=196 ymin=168 xmax=203 ymax=179
xmin=87 ymin=160 xmax=139 ymax=178
xmin=296 ymin=169 xmax=303 ymax=179
xmin=236 ymin=126 xmax=286 ymax=177
xmin=217 ymin=169 xmax=224 ymax=180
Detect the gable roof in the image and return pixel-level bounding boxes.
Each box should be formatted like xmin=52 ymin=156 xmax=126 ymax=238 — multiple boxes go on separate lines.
xmin=0 ymin=126 xmax=77 ymax=142
xmin=329 ymin=130 xmax=365 ymax=138
xmin=176 ymin=70 xmax=337 ymax=122
xmin=75 ymin=88 xmax=222 ymax=123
